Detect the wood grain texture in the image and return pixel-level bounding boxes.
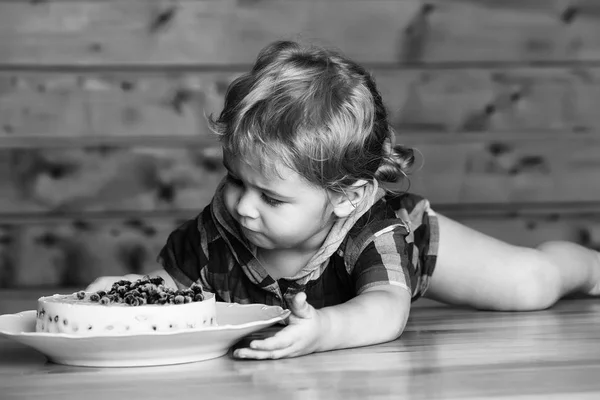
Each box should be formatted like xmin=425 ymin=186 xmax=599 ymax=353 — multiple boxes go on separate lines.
xmin=403 ymin=135 xmax=600 ymax=204
xmin=4 ymin=67 xmax=600 ymax=140
xmin=0 ymin=216 xmax=195 ymax=287
xmin=0 ymin=71 xmax=234 ymax=138
xmin=2 ymin=0 xmax=600 ymax=65
xmin=0 ymin=147 xmax=225 ymax=214
xmin=1 ymin=292 xmax=599 ymax=399
xmin=2 ymin=133 xmax=599 ymax=218
xmin=2 ymin=0 xmax=600 ymax=290
xmin=381 ymin=67 xmax=600 ymax=133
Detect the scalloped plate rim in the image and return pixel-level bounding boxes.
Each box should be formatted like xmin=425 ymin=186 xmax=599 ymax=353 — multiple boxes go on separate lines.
xmin=0 ymin=303 xmax=290 ymax=339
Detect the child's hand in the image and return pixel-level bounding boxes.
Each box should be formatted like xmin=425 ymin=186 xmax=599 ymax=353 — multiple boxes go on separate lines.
xmin=233 ymin=292 xmax=324 ymax=360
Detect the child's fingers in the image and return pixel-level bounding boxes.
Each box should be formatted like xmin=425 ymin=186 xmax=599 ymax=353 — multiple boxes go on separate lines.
xmin=249 ymin=330 xmax=295 ymax=351
xmin=289 ymin=292 xmax=312 ymax=319
xmin=233 ymin=346 xmax=293 ymax=360
xmin=231 ymin=326 xmax=300 ymax=359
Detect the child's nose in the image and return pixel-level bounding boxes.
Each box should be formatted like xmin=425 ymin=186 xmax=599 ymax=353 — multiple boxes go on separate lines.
xmin=235 ymin=191 xmax=259 ymax=219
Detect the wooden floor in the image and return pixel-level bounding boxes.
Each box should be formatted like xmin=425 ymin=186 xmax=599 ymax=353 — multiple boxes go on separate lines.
xmin=1 ymin=289 xmax=599 ymax=400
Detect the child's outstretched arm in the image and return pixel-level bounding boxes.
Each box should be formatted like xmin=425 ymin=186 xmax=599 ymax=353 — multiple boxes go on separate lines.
xmin=233 ymin=284 xmax=411 ymax=360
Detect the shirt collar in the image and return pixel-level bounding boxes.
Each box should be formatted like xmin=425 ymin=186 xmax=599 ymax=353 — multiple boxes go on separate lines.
xmin=210 ymin=177 xmax=385 ymax=287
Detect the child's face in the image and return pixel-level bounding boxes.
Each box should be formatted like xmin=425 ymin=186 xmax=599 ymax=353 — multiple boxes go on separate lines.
xmin=222 ymin=154 xmax=337 ymax=252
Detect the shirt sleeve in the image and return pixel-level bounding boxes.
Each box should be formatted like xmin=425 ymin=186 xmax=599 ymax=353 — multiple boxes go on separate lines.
xmin=350 ymin=227 xmax=414 ymax=295
xmin=156 ymin=216 xmax=210 ymax=289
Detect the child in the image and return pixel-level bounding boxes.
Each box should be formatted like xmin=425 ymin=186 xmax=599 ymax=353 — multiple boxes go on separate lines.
xmin=87 ymin=40 xmax=600 ymax=360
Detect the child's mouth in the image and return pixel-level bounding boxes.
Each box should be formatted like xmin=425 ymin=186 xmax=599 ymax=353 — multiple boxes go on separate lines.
xmin=241 ymin=225 xmax=261 ymax=237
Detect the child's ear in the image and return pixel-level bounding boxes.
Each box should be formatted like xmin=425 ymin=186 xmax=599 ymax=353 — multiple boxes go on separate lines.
xmin=331 ymin=180 xmax=370 ymax=218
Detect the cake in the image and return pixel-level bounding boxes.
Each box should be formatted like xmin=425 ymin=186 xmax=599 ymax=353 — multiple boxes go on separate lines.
xmin=35 ymin=276 xmax=217 ymax=335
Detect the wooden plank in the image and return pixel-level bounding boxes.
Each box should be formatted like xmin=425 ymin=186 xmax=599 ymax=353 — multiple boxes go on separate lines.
xmin=2 ymin=211 xmax=600 ymax=287
xmin=2 ymin=0 xmax=600 ymax=65
xmin=378 ymin=66 xmax=600 ymax=133
xmin=0 ymin=71 xmax=236 ymax=138
xmin=1 ymin=134 xmax=600 ymax=215
xmin=1 ymin=290 xmax=600 ymax=400
xmin=403 ymin=135 xmax=600 ymax=204
xmin=0 ymin=215 xmax=192 ymax=287
xmin=0 ymin=147 xmax=225 ymax=214
xmin=4 ymin=66 xmax=600 ymax=139
xmin=0 ymin=0 xmax=317 ymax=66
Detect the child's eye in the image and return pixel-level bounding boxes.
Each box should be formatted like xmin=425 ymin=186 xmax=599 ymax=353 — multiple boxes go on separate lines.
xmin=261 ymin=194 xmax=284 ymax=207
xmin=226 ymin=173 xmax=284 ymax=206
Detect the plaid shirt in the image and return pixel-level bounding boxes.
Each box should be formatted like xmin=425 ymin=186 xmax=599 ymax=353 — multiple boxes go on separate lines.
xmin=157 ymin=181 xmax=439 ymax=309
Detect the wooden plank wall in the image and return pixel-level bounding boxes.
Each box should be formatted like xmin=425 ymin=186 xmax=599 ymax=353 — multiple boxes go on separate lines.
xmin=2 ymin=0 xmax=600 ymax=287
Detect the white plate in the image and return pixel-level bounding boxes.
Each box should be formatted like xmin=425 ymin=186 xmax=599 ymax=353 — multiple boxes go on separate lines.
xmin=0 ymin=303 xmax=290 ymax=367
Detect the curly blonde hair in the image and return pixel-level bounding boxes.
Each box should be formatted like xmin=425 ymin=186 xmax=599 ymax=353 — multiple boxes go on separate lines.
xmin=208 ymin=40 xmax=414 ymax=193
